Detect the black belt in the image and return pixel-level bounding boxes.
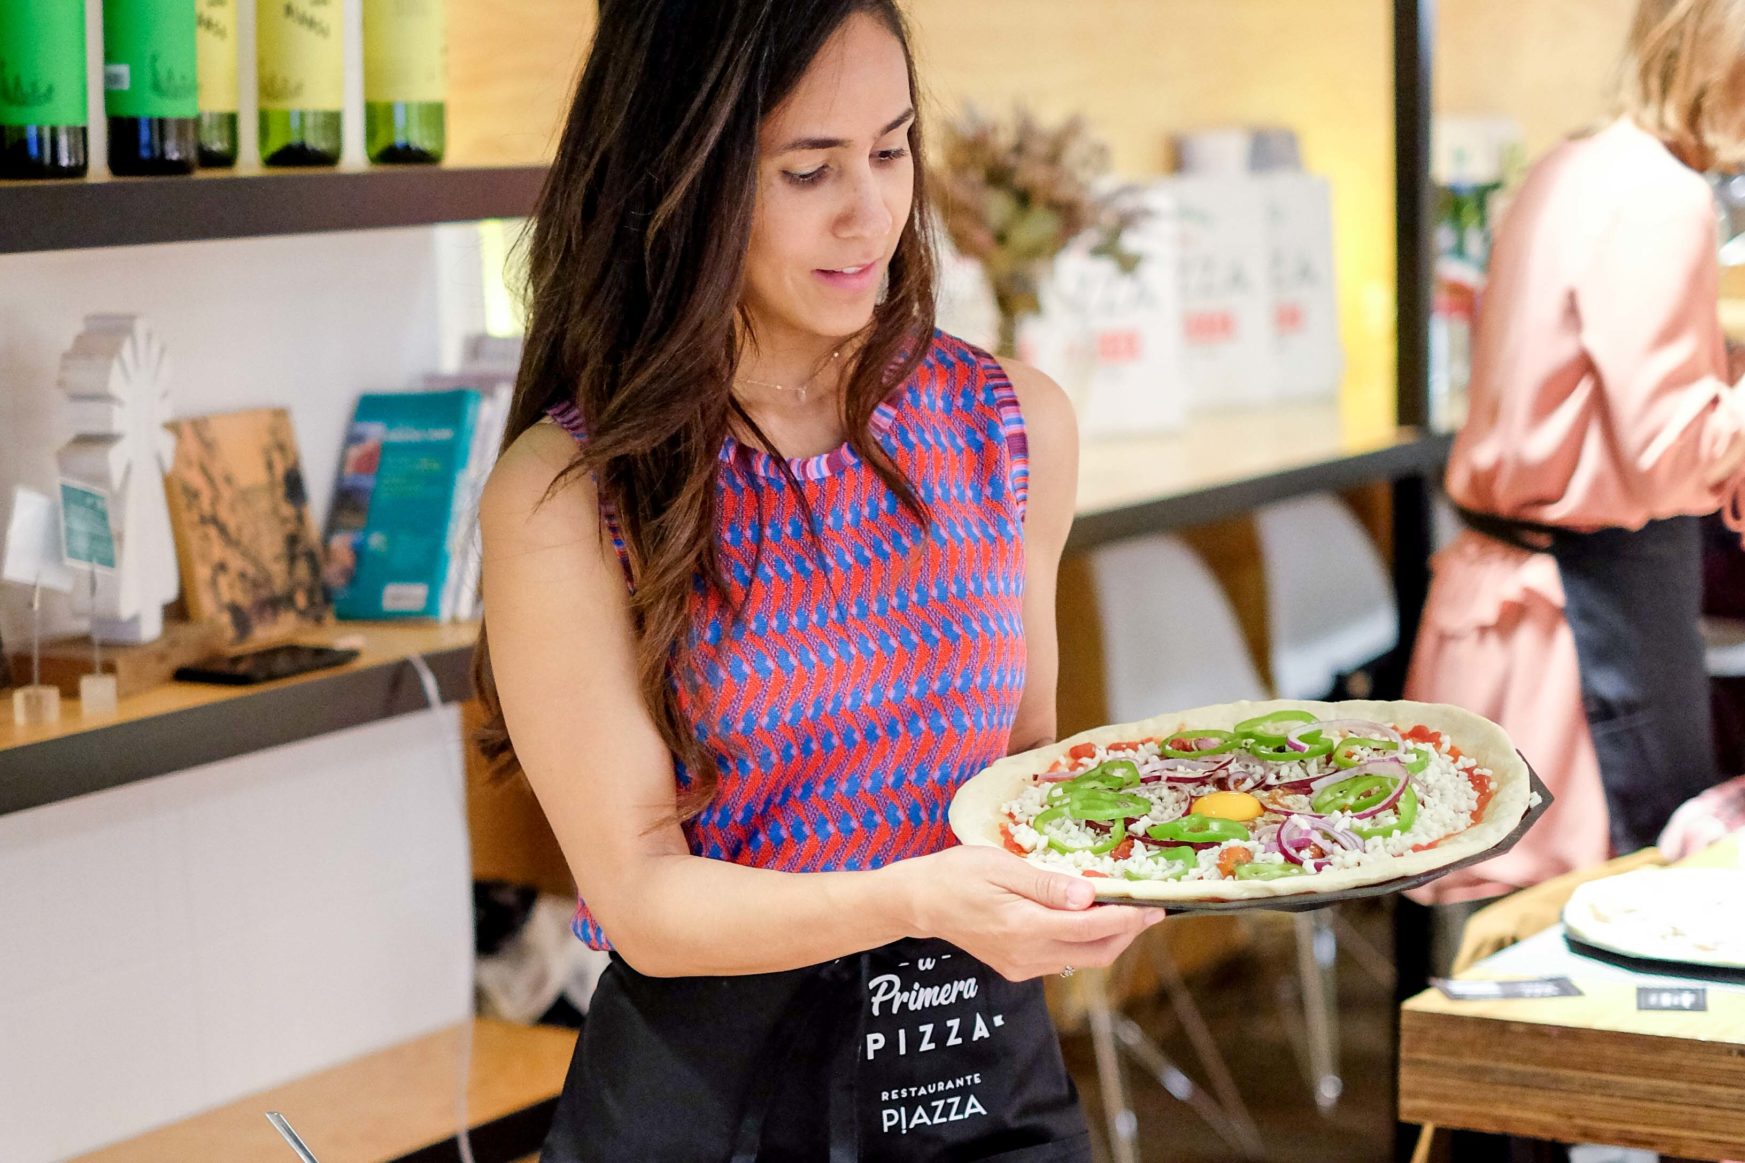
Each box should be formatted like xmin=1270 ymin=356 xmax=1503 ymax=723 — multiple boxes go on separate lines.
xmin=1453 ymin=503 xmax=1568 ymax=552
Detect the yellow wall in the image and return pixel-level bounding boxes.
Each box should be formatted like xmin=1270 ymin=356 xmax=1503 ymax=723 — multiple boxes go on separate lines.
xmin=1437 ymin=0 xmax=1634 ymax=160
xmin=445 ymin=0 xmax=1650 ymax=432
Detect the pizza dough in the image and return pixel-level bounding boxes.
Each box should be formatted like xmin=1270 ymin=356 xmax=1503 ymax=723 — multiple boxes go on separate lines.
xmin=948 ymin=698 xmax=1536 ymax=902
xmin=1563 ymin=868 xmax=1745 ymax=969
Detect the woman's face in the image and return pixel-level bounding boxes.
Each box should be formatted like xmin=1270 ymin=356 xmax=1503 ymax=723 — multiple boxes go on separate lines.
xmin=742 ymin=12 xmax=916 ymax=351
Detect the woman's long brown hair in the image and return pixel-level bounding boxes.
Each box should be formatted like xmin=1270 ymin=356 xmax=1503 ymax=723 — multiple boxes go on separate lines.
xmin=472 ymin=0 xmax=938 ymax=819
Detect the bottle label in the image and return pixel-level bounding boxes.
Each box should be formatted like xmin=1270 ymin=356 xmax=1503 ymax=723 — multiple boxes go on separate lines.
xmin=0 ymin=0 xmax=90 ymax=128
xmin=257 ymin=0 xmax=344 ymax=111
xmin=197 ymin=0 xmax=238 ymax=114
xmin=102 ymin=0 xmax=200 ymax=120
xmin=363 ymin=0 xmax=446 ymax=104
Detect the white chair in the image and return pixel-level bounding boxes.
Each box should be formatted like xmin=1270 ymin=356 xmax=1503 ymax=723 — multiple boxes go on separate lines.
xmin=1255 ymin=494 xmax=1399 ymax=701
xmin=1078 ymin=533 xmax=1269 ymax=1162
xmin=1089 ymin=533 xmax=1269 ymax=717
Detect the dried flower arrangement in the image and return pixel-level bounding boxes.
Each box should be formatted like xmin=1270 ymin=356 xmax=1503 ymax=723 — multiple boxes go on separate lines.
xmin=931 ymin=105 xmax=1143 ymax=356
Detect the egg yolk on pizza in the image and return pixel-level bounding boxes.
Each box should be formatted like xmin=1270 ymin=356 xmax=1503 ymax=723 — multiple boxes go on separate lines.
xmin=1191 ymin=791 xmax=1264 ymax=821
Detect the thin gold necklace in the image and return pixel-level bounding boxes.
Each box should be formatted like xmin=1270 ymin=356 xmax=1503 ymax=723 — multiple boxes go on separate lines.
xmin=734 ymin=347 xmax=841 ymax=404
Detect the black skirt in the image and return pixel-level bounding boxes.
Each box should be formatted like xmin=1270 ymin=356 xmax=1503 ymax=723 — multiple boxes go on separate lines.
xmin=540 ymin=937 xmax=1092 ymax=1162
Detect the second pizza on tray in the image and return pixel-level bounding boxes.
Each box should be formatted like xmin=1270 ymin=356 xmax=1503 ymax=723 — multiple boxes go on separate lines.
xmin=949 ymin=699 xmax=1542 ymax=903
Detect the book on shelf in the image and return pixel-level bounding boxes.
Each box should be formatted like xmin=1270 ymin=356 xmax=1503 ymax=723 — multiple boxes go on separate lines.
xmin=324 ymin=375 xmax=511 ymax=623
xmin=163 ymin=408 xmax=333 ymax=648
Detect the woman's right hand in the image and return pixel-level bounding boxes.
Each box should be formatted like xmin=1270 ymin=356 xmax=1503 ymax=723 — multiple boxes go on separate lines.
xmin=885 ymin=845 xmax=1166 ymax=982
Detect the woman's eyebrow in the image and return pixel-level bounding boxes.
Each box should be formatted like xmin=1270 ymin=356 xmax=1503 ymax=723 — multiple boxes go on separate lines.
xmin=775 ymin=108 xmax=915 ymax=154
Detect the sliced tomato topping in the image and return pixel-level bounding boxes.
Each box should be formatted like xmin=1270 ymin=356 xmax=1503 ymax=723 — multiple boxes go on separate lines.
xmin=1217 ymin=845 xmax=1254 ymax=878
xmin=1083 ymin=870 xmax=1110 ymax=879
xmin=999 ymin=822 xmax=1027 ymax=856
xmin=1402 ymin=724 xmax=1446 ymax=748
xmin=1068 ymin=742 xmax=1099 ymax=761
xmin=1467 ymin=771 xmax=1495 ymax=825
xmin=1107 ymin=740 xmax=1143 ymax=753
xmin=1109 ymin=837 xmax=1134 ymax=861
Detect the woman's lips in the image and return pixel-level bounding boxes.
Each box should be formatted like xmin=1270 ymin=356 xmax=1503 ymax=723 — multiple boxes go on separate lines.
xmin=814 ymin=261 xmax=882 ymax=293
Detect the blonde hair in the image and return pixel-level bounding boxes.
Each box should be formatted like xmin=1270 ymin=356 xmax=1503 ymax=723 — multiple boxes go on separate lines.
xmin=1618 ymin=0 xmax=1745 ymax=169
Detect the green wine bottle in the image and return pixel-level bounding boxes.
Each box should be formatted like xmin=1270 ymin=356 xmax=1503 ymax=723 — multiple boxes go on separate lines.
xmin=257 ymin=0 xmax=341 ymax=166
xmin=103 ymin=0 xmax=199 ymax=176
xmin=364 ymin=0 xmax=444 ymax=164
xmin=0 ymin=0 xmax=89 ymax=178
xmin=195 ymin=0 xmax=236 ymax=167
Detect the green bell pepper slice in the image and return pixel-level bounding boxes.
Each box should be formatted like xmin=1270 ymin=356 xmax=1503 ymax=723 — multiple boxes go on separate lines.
xmin=1332 ymin=737 xmax=1401 ymax=768
xmin=1234 ymin=709 xmax=1320 ymax=746
xmin=1036 ymin=808 xmax=1130 ymax=855
xmin=1146 ymin=816 xmax=1251 ymax=845
xmin=1160 ymin=729 xmax=1241 ymax=758
xmin=1234 ymin=861 xmax=1307 ymax=880
xmin=1352 ymin=785 xmax=1420 ymax=840
xmin=1122 ymin=845 xmax=1198 ymax=880
xmin=1310 ymin=774 xmax=1402 ymax=816
xmin=1402 ymin=746 xmax=1431 ymax=775
xmin=1249 ymin=737 xmax=1335 ymax=762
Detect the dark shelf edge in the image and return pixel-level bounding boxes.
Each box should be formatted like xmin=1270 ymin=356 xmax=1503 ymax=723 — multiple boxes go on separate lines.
xmin=0 ymin=165 xmax=546 ymax=254
xmin=1065 ymin=430 xmax=1453 ymax=551
xmin=0 ymin=642 xmax=474 ymax=818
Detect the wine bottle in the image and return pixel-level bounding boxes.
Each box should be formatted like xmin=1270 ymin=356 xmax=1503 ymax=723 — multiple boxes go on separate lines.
xmin=364 ymin=0 xmax=444 ymax=164
xmin=195 ymin=0 xmax=236 ymax=167
xmin=257 ymin=0 xmax=342 ymax=167
xmin=103 ymin=0 xmax=199 ymax=176
xmin=0 ymin=0 xmax=89 ymax=178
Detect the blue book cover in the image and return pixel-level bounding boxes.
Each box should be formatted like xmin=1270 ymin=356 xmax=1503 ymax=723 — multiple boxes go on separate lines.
xmin=324 ymin=389 xmax=480 ymax=620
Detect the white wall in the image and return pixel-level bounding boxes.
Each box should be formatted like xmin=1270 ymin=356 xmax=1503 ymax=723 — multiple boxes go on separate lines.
xmin=0 ymin=711 xmax=474 ymax=1161
xmin=0 ymin=209 xmax=492 ymax=1159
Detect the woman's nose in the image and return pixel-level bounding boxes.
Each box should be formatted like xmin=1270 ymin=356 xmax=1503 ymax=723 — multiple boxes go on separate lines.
xmin=838 ymin=167 xmax=894 ymax=240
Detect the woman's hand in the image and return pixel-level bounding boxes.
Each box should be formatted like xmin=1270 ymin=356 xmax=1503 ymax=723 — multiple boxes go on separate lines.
xmin=886 ymin=845 xmax=1165 ymax=982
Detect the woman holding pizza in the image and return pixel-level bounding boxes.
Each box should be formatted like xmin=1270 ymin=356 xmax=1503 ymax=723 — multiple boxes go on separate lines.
xmin=1407 ymin=0 xmax=1745 ymax=904
xmin=471 ymin=1 xmax=1158 ymax=1158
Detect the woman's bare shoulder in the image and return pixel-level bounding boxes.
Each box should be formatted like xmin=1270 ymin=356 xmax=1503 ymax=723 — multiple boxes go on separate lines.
xmin=480 ymin=419 xmax=600 ymax=554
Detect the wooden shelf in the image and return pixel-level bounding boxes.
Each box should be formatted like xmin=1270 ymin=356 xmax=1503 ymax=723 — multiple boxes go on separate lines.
xmin=0 ymin=621 xmax=478 ymax=818
xmin=0 ymin=164 xmax=545 ymax=254
xmin=1068 ymin=398 xmax=1453 ymax=550
xmin=68 ymin=1018 xmax=575 ymax=1163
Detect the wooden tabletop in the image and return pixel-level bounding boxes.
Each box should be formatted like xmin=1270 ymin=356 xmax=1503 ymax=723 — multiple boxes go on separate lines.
xmin=1398 ymin=839 xmax=1745 ymax=1160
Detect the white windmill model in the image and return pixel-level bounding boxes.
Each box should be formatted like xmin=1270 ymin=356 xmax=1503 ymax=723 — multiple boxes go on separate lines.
xmin=54 ymin=315 xmax=181 ymax=644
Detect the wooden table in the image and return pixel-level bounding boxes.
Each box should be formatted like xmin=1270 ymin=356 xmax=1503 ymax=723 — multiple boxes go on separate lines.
xmin=1398 ymin=841 xmax=1745 ymax=1160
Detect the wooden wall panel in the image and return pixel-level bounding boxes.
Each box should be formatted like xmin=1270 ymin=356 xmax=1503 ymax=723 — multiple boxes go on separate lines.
xmin=447 ymin=0 xmax=597 ymax=166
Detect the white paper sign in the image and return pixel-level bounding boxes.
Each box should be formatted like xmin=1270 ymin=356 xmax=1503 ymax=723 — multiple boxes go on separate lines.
xmin=1262 ymin=173 xmax=1344 ymax=401
xmin=1165 ymin=175 xmax=1274 ymax=411
xmin=2 ymin=486 xmax=76 ymax=593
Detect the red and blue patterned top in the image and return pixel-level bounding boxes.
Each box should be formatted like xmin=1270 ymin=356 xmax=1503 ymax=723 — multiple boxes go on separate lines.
xmin=546 ymin=330 xmax=1030 ymax=949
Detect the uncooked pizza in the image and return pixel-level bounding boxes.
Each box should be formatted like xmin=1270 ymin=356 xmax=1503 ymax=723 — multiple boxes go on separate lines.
xmin=949 ymin=699 xmax=1539 ymax=902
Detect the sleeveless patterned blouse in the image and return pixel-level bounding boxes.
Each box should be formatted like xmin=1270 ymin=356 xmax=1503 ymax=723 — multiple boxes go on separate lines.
xmin=546 ymin=330 xmax=1030 ymax=949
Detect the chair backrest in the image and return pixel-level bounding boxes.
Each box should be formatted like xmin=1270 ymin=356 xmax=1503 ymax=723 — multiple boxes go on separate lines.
xmin=1254 ymin=494 xmax=1399 ymax=699
xmin=1085 ymin=532 xmax=1268 ymax=721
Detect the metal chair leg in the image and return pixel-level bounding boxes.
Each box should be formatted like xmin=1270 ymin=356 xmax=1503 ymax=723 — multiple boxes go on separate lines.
xmin=1293 ymin=910 xmax=1343 ymax=1114
xmin=1078 ymin=968 xmax=1139 ymax=1163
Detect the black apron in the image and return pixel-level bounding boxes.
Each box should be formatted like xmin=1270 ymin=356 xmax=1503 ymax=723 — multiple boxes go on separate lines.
xmin=1457 ymin=507 xmax=1719 ymax=850
xmin=539 ymin=937 xmax=1092 ymax=1162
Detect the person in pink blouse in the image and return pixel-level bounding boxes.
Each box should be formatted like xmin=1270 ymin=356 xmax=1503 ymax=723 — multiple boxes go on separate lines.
xmin=1407 ymin=0 xmax=1745 ymax=904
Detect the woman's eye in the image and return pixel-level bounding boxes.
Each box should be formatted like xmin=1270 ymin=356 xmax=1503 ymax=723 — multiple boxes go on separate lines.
xmin=784 ymin=165 xmax=828 ymax=186
xmin=876 ymin=147 xmax=910 ymax=163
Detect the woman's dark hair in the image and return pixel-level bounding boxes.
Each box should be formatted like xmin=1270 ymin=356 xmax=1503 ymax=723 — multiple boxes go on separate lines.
xmin=472 ymin=0 xmax=938 ymax=818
